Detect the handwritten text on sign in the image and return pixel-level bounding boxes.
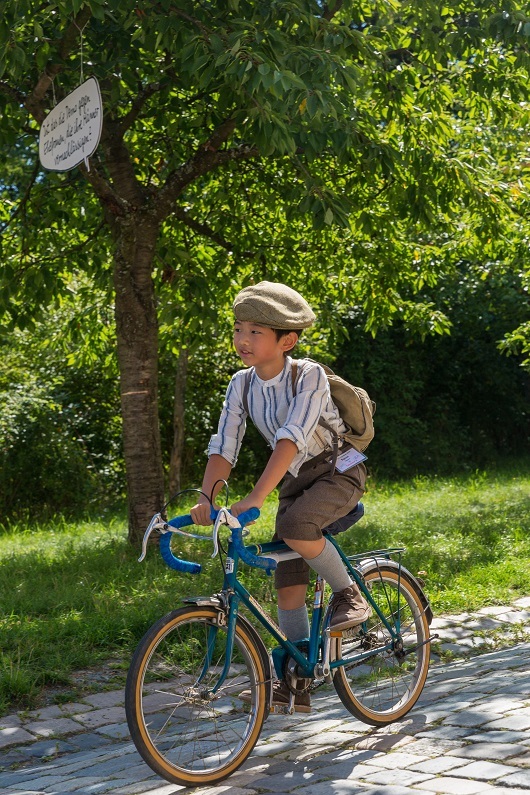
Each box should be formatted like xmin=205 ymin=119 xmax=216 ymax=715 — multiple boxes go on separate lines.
xmin=39 ymin=77 xmax=102 ymax=172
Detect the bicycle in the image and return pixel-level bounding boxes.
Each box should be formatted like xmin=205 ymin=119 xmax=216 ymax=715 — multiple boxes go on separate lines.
xmin=125 ymin=496 xmax=433 ymax=788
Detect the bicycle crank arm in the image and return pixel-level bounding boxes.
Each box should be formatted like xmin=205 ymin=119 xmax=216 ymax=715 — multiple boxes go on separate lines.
xmin=401 ymin=633 xmax=438 ymax=657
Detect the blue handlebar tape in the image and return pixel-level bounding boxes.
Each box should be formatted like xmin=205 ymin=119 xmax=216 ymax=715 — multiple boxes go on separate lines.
xmin=160 ymin=515 xmax=202 ymax=574
xmin=231 ymin=527 xmax=277 ymax=572
xmin=161 ymin=506 xmax=274 ymax=574
xmin=208 ymin=507 xmax=275 ymax=571
xmin=209 ymin=506 xmax=261 ymax=526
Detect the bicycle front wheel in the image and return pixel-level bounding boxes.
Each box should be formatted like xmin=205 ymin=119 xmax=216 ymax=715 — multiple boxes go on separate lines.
xmin=125 ymin=605 xmax=269 ymax=787
xmin=333 ymin=565 xmax=430 ymax=726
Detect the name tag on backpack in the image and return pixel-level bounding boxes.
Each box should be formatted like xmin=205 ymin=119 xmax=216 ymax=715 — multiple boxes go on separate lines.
xmin=331 ymin=447 xmax=367 ymax=473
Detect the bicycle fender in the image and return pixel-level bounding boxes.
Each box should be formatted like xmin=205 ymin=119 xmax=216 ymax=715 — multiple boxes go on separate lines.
xmin=357 ymin=558 xmax=433 ymax=625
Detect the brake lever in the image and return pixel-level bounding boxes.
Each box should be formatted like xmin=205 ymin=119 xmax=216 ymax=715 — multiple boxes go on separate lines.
xmin=211 ymin=507 xmax=243 ymax=559
xmin=138 ymin=513 xmax=169 ymax=562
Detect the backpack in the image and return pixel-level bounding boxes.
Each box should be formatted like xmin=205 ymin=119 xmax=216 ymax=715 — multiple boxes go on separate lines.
xmin=241 ymin=359 xmax=375 ymax=468
xmin=293 ymin=359 xmax=375 ymax=453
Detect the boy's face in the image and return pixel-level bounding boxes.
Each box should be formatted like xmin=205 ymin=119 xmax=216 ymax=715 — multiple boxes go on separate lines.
xmin=233 ymin=321 xmax=297 ymax=377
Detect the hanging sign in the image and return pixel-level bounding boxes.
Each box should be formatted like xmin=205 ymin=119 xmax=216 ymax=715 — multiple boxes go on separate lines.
xmin=39 ymin=77 xmax=102 ymax=172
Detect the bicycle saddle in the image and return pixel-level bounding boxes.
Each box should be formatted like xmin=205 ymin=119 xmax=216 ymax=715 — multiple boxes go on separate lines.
xmin=323 ymin=502 xmax=364 ymax=535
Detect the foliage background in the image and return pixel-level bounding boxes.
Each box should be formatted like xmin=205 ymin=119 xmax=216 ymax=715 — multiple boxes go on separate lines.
xmin=0 ymin=0 xmax=529 ymax=516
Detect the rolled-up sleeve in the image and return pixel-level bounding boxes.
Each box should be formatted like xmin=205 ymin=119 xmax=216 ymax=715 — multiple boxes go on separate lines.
xmin=207 ymin=374 xmax=247 ymax=465
xmin=274 ymin=364 xmax=328 ymax=460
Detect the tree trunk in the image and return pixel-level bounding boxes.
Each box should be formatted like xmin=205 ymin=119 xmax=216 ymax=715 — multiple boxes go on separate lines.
xmin=168 ymin=347 xmax=189 ymax=500
xmin=113 ymin=212 xmax=165 ymax=544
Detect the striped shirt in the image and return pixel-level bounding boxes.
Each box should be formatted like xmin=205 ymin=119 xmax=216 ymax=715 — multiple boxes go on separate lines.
xmin=208 ymin=356 xmax=347 ymax=477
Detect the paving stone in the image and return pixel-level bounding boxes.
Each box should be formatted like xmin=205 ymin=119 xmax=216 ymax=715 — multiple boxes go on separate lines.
xmin=462 ymin=617 xmax=505 ymax=630
xmin=413 ymin=777 xmax=494 ymax=793
xmin=450 ymin=759 xmax=519 ymax=780
xmin=447 ymin=742 xmax=528 ymax=760
xmin=285 ymin=781 xmax=372 ymax=795
xmin=249 ymin=767 xmax=329 ymax=790
xmin=513 ymin=597 xmax=530 ymax=609
xmin=442 ymin=710 xmax=495 ymax=728
xmin=477 ymin=605 xmax=516 ymax=616
xmin=72 ymin=706 xmax=127 ymax=729
xmin=402 ymin=738 xmax=463 ymax=755
xmin=485 ymin=789 xmax=530 ymax=795
xmin=440 ymin=642 xmax=468 ymax=655
xmin=430 ymin=617 xmax=455 ymax=629
xmin=25 ymin=704 xmax=66 ymax=720
xmin=0 ymin=726 xmax=38 ymax=748
xmin=354 ymin=734 xmax=417 ymax=752
xmin=95 ymin=721 xmax=131 ymax=739
xmin=465 ymin=730 xmax=530 ymax=744
xmin=22 ymin=716 xmax=85 ymax=737
xmin=408 ymin=756 xmax=471 ymax=774
xmin=82 ymin=690 xmax=125 ymax=708
xmin=415 ymin=725 xmax=475 ymax=740
xmin=483 ymin=715 xmax=530 ymax=731
xmin=0 ymin=748 xmax=27 ymax=769
xmin=504 ymin=753 xmax=530 ymax=767
xmin=479 ymin=697 xmax=528 ymax=714
xmin=363 ymin=768 xmax=434 ymax=787
xmin=69 ymin=732 xmax=114 ymax=751
xmin=16 ymin=738 xmax=77 ymax=758
xmin=59 ymin=702 xmax=94 ymax=715
xmin=498 ymin=769 xmax=530 ymax=787
xmin=499 ymin=609 xmax=530 ymax=621
xmin=107 ymin=786 xmax=185 ymax=795
xmin=75 ymin=780 xmax=140 ymax=795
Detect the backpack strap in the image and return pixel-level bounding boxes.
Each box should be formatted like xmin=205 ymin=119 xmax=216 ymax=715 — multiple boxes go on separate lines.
xmin=242 ymin=369 xmax=270 ymax=446
xmin=242 ymin=369 xmax=251 ymax=417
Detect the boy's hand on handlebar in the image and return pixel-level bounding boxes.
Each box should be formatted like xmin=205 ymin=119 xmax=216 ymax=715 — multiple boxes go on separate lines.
xmin=190 ymin=502 xmax=214 ymax=526
xmin=230 ymin=494 xmax=263 ymax=521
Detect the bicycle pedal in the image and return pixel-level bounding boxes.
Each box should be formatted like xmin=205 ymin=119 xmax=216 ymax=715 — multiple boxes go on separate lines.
xmin=270 ymin=704 xmax=295 ymax=715
xmin=341 ymin=627 xmax=360 ymax=640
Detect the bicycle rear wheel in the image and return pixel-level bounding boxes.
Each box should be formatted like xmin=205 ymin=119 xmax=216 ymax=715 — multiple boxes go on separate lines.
xmin=125 ymin=605 xmax=269 ymax=787
xmin=333 ymin=565 xmax=430 ymax=726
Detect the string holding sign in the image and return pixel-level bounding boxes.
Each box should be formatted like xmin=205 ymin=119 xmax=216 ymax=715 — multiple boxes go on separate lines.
xmin=38 ymin=77 xmax=102 ymax=173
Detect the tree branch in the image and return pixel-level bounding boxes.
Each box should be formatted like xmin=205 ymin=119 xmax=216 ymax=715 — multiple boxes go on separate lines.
xmin=156 ymin=118 xmax=258 ymax=218
xmin=322 ymin=1 xmax=344 ymax=22
xmin=120 ymin=81 xmax=162 ymax=134
xmin=24 ymin=6 xmax=93 ymax=123
xmin=173 ymin=206 xmax=254 ymax=257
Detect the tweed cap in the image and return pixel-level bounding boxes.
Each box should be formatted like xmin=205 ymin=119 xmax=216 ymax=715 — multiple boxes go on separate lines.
xmin=233 ymin=281 xmax=316 ymax=330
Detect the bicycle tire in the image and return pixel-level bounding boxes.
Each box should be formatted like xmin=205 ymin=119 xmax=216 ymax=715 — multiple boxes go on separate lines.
xmin=332 ymin=564 xmax=430 ymax=726
xmin=125 ymin=605 xmax=269 ymax=787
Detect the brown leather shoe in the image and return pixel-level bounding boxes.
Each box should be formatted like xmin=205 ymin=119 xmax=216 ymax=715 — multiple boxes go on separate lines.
xmin=239 ymin=679 xmax=311 ymax=713
xmin=330 ymin=585 xmax=372 ymax=630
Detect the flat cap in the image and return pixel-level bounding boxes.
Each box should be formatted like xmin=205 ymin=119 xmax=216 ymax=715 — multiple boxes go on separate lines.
xmin=233 ymin=281 xmax=316 ymax=330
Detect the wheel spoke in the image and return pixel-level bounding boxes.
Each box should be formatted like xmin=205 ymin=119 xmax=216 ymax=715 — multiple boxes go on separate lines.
xmin=126 ymin=607 xmax=267 ymax=786
xmin=333 ymin=567 xmax=430 ymax=725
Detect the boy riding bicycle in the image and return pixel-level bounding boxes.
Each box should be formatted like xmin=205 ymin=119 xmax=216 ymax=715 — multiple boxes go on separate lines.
xmin=191 ymin=281 xmax=370 ymax=712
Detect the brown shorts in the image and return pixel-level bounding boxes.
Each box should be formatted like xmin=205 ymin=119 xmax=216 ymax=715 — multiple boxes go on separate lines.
xmin=273 ymin=451 xmax=366 ymax=590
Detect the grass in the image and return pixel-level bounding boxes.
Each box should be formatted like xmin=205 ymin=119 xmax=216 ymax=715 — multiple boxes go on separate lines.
xmin=0 ymin=459 xmax=529 ymax=715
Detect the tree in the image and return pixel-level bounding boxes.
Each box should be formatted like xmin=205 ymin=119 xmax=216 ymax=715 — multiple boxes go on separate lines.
xmin=1 ymin=0 xmax=529 ymax=541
